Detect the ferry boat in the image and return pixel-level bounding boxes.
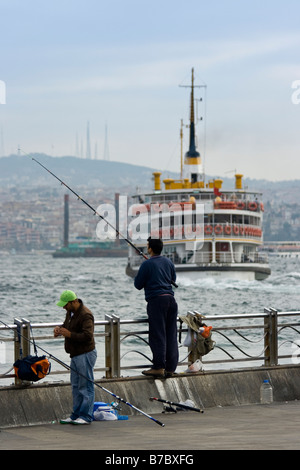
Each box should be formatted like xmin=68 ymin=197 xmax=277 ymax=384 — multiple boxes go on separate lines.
xmin=52 ymin=240 xmax=128 ymax=258
xmin=262 ymin=241 xmax=300 ymax=259
xmin=126 ymin=69 xmax=271 ymax=281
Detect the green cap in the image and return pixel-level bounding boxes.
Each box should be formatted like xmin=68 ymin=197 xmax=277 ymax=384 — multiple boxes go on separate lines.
xmin=56 ymin=290 xmax=77 ymax=307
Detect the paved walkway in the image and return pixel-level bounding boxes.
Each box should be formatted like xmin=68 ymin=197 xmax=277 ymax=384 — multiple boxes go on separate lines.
xmin=1 ymin=401 xmax=300 ymax=451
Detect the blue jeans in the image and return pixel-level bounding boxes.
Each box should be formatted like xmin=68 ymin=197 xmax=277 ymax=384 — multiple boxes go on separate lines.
xmin=70 ymin=349 xmax=97 ymax=422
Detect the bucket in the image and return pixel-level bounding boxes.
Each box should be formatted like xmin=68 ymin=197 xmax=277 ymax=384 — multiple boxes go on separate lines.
xmin=93 ymin=402 xmax=111 ymax=412
xmin=93 ymin=401 xmax=129 ymax=421
xmin=93 ymin=402 xmax=117 ymax=421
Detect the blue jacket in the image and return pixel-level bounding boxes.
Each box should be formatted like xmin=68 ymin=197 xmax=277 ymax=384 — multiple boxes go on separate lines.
xmin=134 ymin=255 xmax=176 ymax=301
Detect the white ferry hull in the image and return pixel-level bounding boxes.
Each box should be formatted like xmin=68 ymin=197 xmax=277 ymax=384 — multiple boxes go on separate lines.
xmin=126 ymin=262 xmax=271 ymax=282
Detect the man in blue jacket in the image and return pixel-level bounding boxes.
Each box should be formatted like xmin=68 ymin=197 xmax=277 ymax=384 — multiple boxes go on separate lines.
xmin=134 ymin=237 xmax=178 ymax=378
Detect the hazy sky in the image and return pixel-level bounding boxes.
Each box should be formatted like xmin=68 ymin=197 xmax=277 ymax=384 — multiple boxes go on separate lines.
xmin=1 ymin=0 xmax=300 ymax=181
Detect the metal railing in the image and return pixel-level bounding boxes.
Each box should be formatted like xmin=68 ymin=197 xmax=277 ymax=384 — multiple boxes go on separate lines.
xmin=0 ymin=308 xmax=300 ymax=386
xmin=193 ymin=251 xmax=268 ymax=265
xmin=129 ymin=250 xmax=269 ymax=267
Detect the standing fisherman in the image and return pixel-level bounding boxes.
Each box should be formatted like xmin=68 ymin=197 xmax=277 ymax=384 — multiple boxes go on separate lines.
xmin=54 ymin=290 xmax=97 ymax=424
xmin=134 ymin=237 xmax=179 ymax=378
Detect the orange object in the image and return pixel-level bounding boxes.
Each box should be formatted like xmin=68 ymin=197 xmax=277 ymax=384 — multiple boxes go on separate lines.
xmin=200 ymin=326 xmax=212 ymax=338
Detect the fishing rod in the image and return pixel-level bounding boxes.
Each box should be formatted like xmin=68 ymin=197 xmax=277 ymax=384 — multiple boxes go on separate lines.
xmin=0 ymin=319 xmax=165 ymax=427
xmin=150 ymin=397 xmax=204 ymax=413
xmin=20 ymin=149 xmax=178 ymax=288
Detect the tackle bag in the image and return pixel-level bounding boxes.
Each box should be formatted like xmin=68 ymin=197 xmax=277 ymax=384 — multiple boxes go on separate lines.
xmin=179 ymin=313 xmax=215 ymax=358
xmin=13 ymin=321 xmax=51 ymax=382
xmin=13 ymin=355 xmax=51 ymax=382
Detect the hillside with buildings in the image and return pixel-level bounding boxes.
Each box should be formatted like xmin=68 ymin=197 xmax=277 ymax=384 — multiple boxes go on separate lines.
xmin=0 ymin=154 xmax=300 ymax=251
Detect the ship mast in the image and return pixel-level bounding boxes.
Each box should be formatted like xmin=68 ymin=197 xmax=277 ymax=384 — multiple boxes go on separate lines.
xmin=180 ymin=68 xmax=203 ymax=182
xmin=186 ymin=68 xmax=199 ymax=161
xmin=180 ymin=119 xmax=183 ymax=179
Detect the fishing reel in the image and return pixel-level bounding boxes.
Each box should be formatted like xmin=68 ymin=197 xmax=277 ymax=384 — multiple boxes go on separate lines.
xmin=162 ymin=405 xmax=178 ymax=414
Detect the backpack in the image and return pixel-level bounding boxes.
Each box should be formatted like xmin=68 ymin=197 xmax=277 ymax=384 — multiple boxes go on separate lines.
xmin=13 ymin=321 xmax=51 ymax=382
xmin=14 ymin=355 xmax=51 ymax=382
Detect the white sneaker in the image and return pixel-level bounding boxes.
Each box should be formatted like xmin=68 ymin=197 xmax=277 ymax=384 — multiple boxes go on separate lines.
xmin=60 ymin=417 xmax=74 ymax=424
xmin=72 ymin=417 xmax=90 ymax=425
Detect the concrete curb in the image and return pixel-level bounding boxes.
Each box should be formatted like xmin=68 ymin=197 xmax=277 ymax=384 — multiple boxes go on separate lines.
xmin=1 ymin=364 xmax=300 ymax=428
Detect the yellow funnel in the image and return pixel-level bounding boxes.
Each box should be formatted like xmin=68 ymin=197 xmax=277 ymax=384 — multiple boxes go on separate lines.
xmin=235 ymin=174 xmax=243 ymax=190
xmin=153 ymin=172 xmax=162 ymax=191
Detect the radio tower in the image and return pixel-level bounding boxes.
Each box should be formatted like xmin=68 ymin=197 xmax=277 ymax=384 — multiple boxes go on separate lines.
xmin=86 ymin=121 xmax=91 ymax=159
xmin=103 ymin=122 xmax=110 ymax=161
xmin=0 ymin=126 xmax=4 ymax=157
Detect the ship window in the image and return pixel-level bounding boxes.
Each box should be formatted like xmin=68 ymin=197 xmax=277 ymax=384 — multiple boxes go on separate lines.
xmin=232 ymin=214 xmax=243 ymax=224
xmin=204 ymin=214 xmax=212 ymax=224
xmin=214 ymin=214 xmax=230 ymax=224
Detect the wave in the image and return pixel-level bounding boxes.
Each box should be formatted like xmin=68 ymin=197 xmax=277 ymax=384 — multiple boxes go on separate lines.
xmin=266 ymin=271 xmax=300 ymax=287
xmin=177 ymin=269 xmax=300 ymax=290
xmin=177 ymin=276 xmax=258 ymax=291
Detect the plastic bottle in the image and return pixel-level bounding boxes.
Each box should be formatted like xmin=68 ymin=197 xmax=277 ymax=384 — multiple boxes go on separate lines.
xmin=260 ymin=379 xmax=273 ymax=404
xmin=185 ymin=359 xmax=203 ymax=373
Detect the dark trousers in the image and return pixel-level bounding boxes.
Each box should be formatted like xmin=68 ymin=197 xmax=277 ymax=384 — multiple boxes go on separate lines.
xmin=147 ymin=295 xmax=179 ymax=372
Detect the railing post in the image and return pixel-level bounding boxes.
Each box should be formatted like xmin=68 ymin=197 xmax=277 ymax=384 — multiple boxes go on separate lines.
xmin=112 ymin=314 xmax=120 ymax=377
xmin=14 ymin=319 xmax=22 ymax=386
xmin=188 ymin=331 xmax=199 ymax=365
xmin=105 ymin=315 xmax=113 ymax=378
xmin=270 ymin=308 xmax=278 ymax=366
xmin=14 ymin=318 xmax=31 ymax=386
xmin=21 ymin=318 xmax=31 ymax=358
xmin=264 ymin=308 xmax=278 ymax=366
xmin=105 ymin=315 xmax=120 ymax=378
xmin=186 ymin=312 xmax=201 ymax=365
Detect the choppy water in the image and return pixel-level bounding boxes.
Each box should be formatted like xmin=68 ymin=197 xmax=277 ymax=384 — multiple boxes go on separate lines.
xmin=0 ymin=254 xmax=299 ymax=322
xmin=0 ymin=253 xmax=299 ymax=381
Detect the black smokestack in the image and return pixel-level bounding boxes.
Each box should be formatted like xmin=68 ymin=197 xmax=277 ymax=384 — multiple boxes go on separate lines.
xmin=64 ymin=194 xmax=69 ymax=248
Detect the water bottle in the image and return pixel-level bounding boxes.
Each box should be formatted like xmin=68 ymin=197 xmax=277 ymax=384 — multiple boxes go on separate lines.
xmin=185 ymin=359 xmax=203 ymax=373
xmin=260 ymin=379 xmax=273 ymax=404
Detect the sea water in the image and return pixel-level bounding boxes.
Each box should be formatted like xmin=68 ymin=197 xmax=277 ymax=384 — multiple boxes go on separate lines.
xmin=0 ymin=253 xmax=300 ymax=381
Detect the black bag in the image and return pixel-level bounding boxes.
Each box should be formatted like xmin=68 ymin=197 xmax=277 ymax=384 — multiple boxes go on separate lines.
xmin=14 ymin=355 xmax=51 ymax=382
xmin=13 ymin=321 xmax=51 ymax=382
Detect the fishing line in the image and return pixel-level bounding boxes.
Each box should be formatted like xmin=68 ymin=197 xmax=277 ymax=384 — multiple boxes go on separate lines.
xmin=20 ymin=149 xmax=178 ymax=288
xmin=0 ymin=320 xmax=165 ymax=427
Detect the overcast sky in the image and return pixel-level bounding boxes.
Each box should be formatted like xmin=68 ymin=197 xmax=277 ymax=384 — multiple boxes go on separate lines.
xmin=1 ymin=0 xmax=300 ymax=181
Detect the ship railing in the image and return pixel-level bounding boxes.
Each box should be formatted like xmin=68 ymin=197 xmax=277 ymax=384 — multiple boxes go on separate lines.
xmin=193 ymin=251 xmax=269 ymax=265
xmin=0 ymin=309 xmax=300 ymax=385
xmin=128 ymin=249 xmax=268 ymax=267
xmin=148 ymin=192 xmax=262 ymax=204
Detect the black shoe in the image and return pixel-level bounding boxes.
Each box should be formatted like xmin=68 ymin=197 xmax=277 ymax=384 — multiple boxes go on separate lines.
xmin=165 ymin=371 xmax=179 ymax=378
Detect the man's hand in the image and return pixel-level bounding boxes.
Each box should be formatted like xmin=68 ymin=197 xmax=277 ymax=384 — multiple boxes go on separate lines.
xmin=53 ymin=326 xmax=61 ymax=337
xmin=54 ymin=326 xmax=71 ymax=338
